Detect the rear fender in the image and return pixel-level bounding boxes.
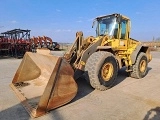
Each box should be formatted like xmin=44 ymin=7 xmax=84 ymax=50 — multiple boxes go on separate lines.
xmin=131 ymin=44 xmax=152 ymax=64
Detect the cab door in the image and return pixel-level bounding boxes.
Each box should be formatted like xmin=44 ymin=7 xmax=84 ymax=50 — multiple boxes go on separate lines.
xmin=118 ymin=19 xmax=129 ymax=50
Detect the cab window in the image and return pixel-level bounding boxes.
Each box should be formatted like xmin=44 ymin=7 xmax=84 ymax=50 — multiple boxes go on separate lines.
xmin=121 ymin=20 xmax=127 ymax=39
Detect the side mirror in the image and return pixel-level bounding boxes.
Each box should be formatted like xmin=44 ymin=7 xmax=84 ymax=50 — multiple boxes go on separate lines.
xmin=116 ymin=14 xmax=122 ymax=23
xmin=92 ymin=20 xmax=96 ymax=28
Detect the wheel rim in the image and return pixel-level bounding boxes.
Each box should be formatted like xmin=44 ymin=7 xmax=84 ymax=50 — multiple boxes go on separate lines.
xmin=101 ymin=63 xmax=113 ymax=81
xmin=140 ymin=60 xmax=146 ymax=73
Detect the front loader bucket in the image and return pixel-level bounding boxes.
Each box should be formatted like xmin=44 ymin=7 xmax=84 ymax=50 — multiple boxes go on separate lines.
xmin=10 ymin=52 xmax=78 ymax=118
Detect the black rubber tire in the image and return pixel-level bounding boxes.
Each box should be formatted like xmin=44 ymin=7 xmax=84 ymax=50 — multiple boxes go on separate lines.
xmin=130 ymin=52 xmax=148 ymax=79
xmin=85 ymin=51 xmax=118 ymax=91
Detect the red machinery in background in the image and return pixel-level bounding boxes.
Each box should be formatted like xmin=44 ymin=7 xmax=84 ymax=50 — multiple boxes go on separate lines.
xmin=0 ymin=29 xmax=31 ymax=58
xmin=30 ymin=36 xmax=60 ymax=51
xmin=0 ymin=29 xmax=60 ymax=58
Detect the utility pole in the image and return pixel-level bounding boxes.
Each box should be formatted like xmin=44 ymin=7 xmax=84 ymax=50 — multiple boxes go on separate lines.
xmin=152 ymin=36 xmax=154 ymax=41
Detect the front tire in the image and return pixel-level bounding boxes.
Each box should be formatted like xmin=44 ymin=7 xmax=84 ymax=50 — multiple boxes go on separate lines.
xmin=85 ymin=51 xmax=118 ymax=91
xmin=130 ymin=52 xmax=148 ymax=79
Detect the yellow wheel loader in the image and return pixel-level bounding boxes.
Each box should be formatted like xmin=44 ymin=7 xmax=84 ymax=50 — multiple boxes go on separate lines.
xmin=10 ymin=13 xmax=152 ymax=117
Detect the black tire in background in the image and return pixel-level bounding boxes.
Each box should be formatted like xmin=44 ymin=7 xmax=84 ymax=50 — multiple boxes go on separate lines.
xmin=85 ymin=51 xmax=118 ymax=91
xmin=130 ymin=52 xmax=148 ymax=79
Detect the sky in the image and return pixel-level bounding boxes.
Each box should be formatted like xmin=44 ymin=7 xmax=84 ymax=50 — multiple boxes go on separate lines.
xmin=0 ymin=0 xmax=160 ymax=42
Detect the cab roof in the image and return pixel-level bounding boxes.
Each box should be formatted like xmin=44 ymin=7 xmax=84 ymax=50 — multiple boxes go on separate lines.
xmin=95 ymin=13 xmax=130 ymax=21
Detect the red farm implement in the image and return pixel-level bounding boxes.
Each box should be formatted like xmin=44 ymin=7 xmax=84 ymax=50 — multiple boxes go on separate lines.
xmin=0 ymin=29 xmax=31 ymax=58
xmin=0 ymin=29 xmax=60 ymax=58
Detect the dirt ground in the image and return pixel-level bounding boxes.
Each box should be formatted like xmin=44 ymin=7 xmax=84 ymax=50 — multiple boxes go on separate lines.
xmin=0 ymin=51 xmax=160 ymax=120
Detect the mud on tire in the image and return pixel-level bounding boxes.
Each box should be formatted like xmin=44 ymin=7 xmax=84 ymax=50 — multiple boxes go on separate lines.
xmin=130 ymin=52 xmax=148 ymax=79
xmin=85 ymin=51 xmax=118 ymax=91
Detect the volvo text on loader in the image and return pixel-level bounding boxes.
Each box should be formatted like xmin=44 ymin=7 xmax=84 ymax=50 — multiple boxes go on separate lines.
xmin=10 ymin=13 xmax=152 ymax=117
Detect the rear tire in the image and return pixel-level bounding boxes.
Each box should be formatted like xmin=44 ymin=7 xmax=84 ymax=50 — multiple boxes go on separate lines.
xmin=130 ymin=52 xmax=148 ymax=79
xmin=85 ymin=51 xmax=118 ymax=91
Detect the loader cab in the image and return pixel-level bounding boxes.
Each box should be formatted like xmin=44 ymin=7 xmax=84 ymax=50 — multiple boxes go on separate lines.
xmin=95 ymin=15 xmax=118 ymax=38
xmin=94 ymin=13 xmax=131 ymax=50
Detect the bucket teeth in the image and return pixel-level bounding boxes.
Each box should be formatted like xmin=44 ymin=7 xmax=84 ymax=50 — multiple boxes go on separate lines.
xmin=10 ymin=51 xmax=78 ymax=117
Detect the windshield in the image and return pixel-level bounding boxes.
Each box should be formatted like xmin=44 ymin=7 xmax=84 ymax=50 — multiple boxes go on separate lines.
xmin=97 ymin=16 xmax=118 ymax=37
